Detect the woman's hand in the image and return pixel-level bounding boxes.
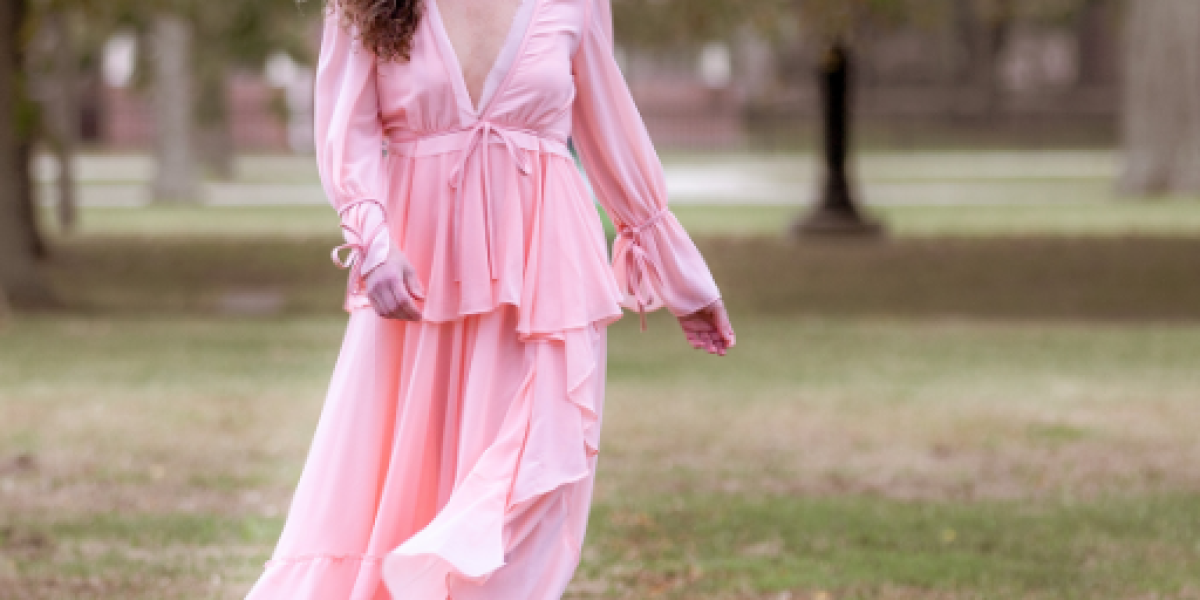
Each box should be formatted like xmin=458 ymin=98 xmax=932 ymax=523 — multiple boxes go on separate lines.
xmin=364 ymin=249 xmax=426 ymax=321
xmin=677 ymin=298 xmax=735 ymax=356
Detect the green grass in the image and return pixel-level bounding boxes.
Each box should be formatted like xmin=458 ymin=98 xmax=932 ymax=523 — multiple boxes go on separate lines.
xmin=4 ymin=494 xmax=1197 ymax=599
xmin=580 ymin=494 xmax=1200 ymax=598
xmin=7 ymin=200 xmax=1200 ymax=597
xmin=4 ymin=310 xmax=1200 ymax=597
xmin=1 ymin=513 xmax=282 ymax=599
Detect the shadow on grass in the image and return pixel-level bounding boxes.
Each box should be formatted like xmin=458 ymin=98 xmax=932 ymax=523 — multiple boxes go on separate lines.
xmin=36 ymin=234 xmax=1200 ymax=321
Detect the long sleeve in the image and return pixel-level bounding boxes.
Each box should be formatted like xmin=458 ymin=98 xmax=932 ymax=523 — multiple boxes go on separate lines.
xmin=570 ymin=0 xmax=721 ymax=322
xmin=315 ymin=8 xmax=390 ymax=295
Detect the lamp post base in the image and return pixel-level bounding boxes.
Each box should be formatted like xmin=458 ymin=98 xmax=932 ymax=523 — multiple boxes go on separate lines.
xmin=791 ymin=205 xmax=884 ymax=238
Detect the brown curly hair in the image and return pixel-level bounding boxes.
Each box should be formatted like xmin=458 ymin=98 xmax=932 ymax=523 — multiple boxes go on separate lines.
xmin=330 ymin=0 xmax=424 ymax=62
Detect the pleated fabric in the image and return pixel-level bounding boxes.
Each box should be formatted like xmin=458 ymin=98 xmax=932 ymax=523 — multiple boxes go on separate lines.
xmin=245 ymin=306 xmax=609 ymax=599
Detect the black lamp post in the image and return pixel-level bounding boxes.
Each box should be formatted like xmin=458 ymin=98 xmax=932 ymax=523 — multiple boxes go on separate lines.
xmin=792 ymin=41 xmax=882 ymax=237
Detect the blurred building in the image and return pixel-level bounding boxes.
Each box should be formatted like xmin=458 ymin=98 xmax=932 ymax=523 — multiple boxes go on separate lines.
xmin=92 ymin=32 xmax=299 ymax=153
xmin=623 ymin=2 xmax=1121 ymax=149
xmin=71 ymin=4 xmax=1121 ymax=154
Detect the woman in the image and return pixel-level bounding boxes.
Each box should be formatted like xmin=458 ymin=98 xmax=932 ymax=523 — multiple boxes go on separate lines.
xmin=246 ymin=0 xmax=735 ymax=597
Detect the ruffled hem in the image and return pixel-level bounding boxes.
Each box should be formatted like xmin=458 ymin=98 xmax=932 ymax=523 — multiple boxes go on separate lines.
xmin=249 ymin=314 xmax=607 ymax=600
xmin=379 ymin=322 xmax=604 ymax=596
xmin=247 ymin=552 xmax=386 ymax=600
xmin=267 ymin=553 xmax=384 ymax=566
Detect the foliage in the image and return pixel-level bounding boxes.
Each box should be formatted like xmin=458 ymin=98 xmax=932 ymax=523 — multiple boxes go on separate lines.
xmin=611 ymin=0 xmax=1101 ymax=49
xmin=22 ymin=0 xmax=316 ymax=92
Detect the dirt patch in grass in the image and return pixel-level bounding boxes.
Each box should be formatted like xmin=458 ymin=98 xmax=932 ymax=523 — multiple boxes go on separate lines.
xmin=593 ymin=314 xmax=1200 ymax=504
xmin=597 ymin=384 xmax=1200 ymax=504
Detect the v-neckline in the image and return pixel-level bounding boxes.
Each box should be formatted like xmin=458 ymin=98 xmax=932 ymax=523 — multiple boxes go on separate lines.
xmin=426 ymin=0 xmax=537 ymax=118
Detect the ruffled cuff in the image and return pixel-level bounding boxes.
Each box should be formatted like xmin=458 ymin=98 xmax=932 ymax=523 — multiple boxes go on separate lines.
xmin=611 ymin=208 xmax=721 ymax=329
xmin=331 ymin=199 xmax=391 ymax=299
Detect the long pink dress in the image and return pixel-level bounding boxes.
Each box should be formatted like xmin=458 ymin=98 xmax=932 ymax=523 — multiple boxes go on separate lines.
xmin=245 ymin=0 xmax=721 ymax=598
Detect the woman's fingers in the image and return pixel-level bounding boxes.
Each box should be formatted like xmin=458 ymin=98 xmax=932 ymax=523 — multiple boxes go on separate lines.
xmin=676 ymin=298 xmax=734 ymax=357
xmin=387 ymin=279 xmax=422 ymax=321
xmin=712 ymin=305 xmax=736 ymax=348
xmin=684 ymin=323 xmax=724 ymax=355
xmin=679 ymin=300 xmax=735 ymax=356
xmin=706 ymin=331 xmax=723 ymax=355
xmin=395 ymin=286 xmax=422 ymax=321
xmin=404 ymin=267 xmax=426 ymax=301
xmin=382 ymin=285 xmax=405 ymax=320
xmin=370 ymin=275 xmax=408 ymax=321
xmin=371 ymin=284 xmax=397 ymax=319
xmin=364 ymin=249 xmax=426 ymax=322
xmin=384 ymin=284 xmax=406 ymax=320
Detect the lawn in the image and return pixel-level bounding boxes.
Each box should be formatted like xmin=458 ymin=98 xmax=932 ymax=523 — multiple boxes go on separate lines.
xmin=43 ymin=198 xmax=1200 ymax=239
xmin=4 ymin=312 xmax=1200 ymax=599
xmin=4 ymin=195 xmax=1200 ymax=598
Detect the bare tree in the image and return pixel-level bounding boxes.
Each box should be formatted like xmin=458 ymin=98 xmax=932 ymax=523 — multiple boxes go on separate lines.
xmin=40 ymin=8 xmax=79 ymax=231
xmin=953 ymin=0 xmax=1014 ymax=115
xmin=196 ymin=59 xmax=234 ymax=180
xmin=1121 ymin=0 xmax=1200 ymax=196
xmin=0 ymin=0 xmax=54 ymax=307
xmin=151 ymin=12 xmax=200 ymax=203
xmin=1075 ymin=0 xmax=1118 ymax=89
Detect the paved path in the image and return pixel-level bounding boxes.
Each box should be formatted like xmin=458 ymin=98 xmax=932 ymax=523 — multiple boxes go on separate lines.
xmin=34 ymin=150 xmax=1120 ymax=208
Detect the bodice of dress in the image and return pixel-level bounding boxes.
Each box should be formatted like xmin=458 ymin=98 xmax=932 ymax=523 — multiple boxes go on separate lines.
xmin=315 ymin=0 xmax=722 ymax=333
xmin=375 ymin=0 xmax=577 ymax=143
xmin=473 ymin=0 xmax=537 ymax=115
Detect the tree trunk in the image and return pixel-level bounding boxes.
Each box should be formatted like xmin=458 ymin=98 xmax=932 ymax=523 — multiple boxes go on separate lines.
xmin=1076 ymin=0 xmax=1118 ymax=89
xmin=16 ymin=138 xmax=44 ymax=257
xmin=0 ymin=0 xmax=54 ymax=307
xmin=44 ymin=9 xmax=78 ymax=232
xmin=953 ymin=0 xmax=1011 ymax=116
xmin=197 ymin=59 xmax=235 ymax=180
xmin=792 ymin=42 xmax=881 ymax=238
xmin=951 ymin=0 xmax=977 ymax=86
xmin=1120 ymin=0 xmax=1200 ymax=196
xmin=151 ymin=13 xmax=201 ymax=203
xmin=977 ymin=18 xmax=1009 ymax=115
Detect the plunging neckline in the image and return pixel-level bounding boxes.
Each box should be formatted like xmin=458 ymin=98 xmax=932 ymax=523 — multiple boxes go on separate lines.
xmin=426 ymin=0 xmax=537 ymax=118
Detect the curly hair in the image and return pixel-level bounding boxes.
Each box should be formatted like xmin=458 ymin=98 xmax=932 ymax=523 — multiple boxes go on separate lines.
xmin=330 ymin=0 xmax=423 ymax=62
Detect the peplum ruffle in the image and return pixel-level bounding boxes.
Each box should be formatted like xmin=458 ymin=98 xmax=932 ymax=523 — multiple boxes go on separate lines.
xmin=342 ymin=127 xmax=628 ymax=337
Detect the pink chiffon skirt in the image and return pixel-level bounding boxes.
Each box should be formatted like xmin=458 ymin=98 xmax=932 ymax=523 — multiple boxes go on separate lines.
xmin=245 ymin=303 xmax=610 ymax=599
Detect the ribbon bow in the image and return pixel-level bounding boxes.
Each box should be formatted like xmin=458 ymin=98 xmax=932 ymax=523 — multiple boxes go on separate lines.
xmin=331 ymin=199 xmax=389 ymax=295
xmin=447 ymin=121 xmax=534 ymax=281
xmin=617 ymin=208 xmax=669 ymax=331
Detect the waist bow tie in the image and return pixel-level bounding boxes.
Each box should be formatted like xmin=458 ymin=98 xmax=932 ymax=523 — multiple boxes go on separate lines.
xmin=446 ymin=121 xmax=534 ymax=282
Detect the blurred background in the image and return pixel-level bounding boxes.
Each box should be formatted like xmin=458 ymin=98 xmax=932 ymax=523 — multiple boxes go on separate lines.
xmin=2 ymin=0 xmax=1200 ymax=598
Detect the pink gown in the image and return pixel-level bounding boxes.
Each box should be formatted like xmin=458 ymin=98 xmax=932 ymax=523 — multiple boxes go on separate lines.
xmin=244 ymin=0 xmax=721 ymax=598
